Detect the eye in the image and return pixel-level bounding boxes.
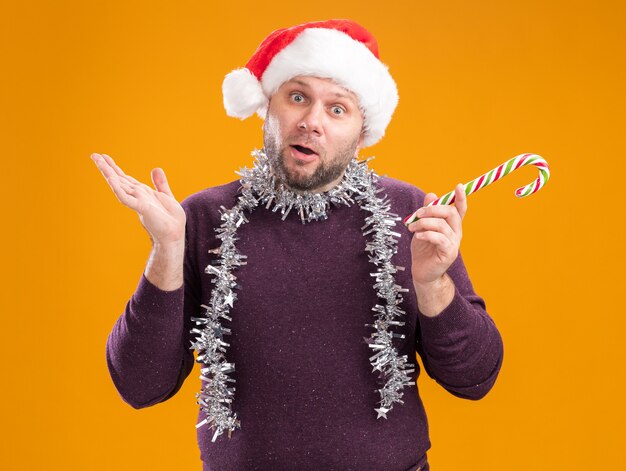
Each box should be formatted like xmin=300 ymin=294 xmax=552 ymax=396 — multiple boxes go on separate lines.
xmin=331 ymin=106 xmax=345 ymax=115
xmin=291 ymin=93 xmax=305 ymax=103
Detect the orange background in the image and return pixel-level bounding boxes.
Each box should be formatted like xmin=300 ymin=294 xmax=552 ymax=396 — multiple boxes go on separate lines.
xmin=2 ymin=1 xmax=625 ymax=469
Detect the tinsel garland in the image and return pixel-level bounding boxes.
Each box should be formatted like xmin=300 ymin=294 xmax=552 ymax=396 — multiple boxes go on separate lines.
xmin=190 ymin=148 xmax=416 ymax=442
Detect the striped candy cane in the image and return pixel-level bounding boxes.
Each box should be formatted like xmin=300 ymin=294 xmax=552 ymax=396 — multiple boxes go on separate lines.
xmin=404 ymin=153 xmax=550 ymax=226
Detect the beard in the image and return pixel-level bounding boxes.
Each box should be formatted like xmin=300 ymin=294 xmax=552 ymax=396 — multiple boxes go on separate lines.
xmin=263 ymin=118 xmax=361 ymax=193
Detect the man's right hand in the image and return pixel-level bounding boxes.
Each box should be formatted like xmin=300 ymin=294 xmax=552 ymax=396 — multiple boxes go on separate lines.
xmin=90 ymin=153 xmax=186 ymax=247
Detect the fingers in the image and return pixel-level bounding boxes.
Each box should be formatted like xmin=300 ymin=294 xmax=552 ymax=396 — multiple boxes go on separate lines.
xmin=98 ymin=153 xmax=154 ymax=192
xmin=91 ymin=153 xmax=147 ymax=208
xmin=413 ymin=229 xmax=456 ymax=252
xmin=410 ymin=204 xmax=463 ymax=238
xmin=91 ymin=153 xmax=125 ymax=190
xmin=454 ymin=183 xmax=468 ymax=220
xmin=91 ymin=153 xmax=117 ymax=181
xmin=423 ymin=192 xmax=438 ymax=206
xmin=99 ymin=153 xmax=138 ymax=183
xmin=408 ymin=186 xmax=465 ymax=246
xmin=151 ymin=168 xmax=175 ymax=199
xmin=409 ymin=183 xmax=468 ymax=236
xmin=91 ymin=153 xmax=140 ymax=207
xmin=408 ymin=216 xmax=460 ymax=247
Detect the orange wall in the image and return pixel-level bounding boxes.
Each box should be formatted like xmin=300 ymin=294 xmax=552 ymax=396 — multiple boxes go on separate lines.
xmin=2 ymin=1 xmax=625 ymax=469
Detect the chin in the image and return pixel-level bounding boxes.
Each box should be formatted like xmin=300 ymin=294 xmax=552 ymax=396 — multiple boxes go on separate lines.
xmin=284 ymin=170 xmax=315 ymax=190
xmin=282 ymin=163 xmax=318 ymax=188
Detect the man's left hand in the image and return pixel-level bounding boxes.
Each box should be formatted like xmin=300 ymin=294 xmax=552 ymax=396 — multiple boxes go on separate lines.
xmin=407 ymin=183 xmax=467 ymax=287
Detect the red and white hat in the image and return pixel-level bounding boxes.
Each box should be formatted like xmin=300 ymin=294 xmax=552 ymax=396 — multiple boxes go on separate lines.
xmin=222 ymin=19 xmax=398 ymax=148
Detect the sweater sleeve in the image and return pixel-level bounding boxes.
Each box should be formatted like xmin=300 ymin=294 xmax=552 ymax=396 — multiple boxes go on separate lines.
xmin=105 ymin=204 xmax=200 ymax=409
xmin=415 ymin=250 xmax=504 ymax=400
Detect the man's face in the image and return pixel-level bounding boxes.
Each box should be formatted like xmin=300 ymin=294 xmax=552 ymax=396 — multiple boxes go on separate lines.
xmin=263 ymin=75 xmax=365 ymax=193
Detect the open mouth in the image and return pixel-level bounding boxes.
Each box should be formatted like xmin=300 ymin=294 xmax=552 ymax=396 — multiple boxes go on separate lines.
xmin=291 ymin=144 xmax=317 ymax=156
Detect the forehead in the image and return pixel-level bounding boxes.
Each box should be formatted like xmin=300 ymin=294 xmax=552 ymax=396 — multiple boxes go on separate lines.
xmin=278 ymin=76 xmax=360 ymax=106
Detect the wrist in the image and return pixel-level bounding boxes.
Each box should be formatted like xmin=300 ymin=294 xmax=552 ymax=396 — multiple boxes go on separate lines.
xmin=413 ymin=273 xmax=455 ymax=318
xmin=145 ymin=240 xmax=185 ymax=291
xmin=153 ymin=238 xmax=185 ymax=253
xmin=413 ymin=273 xmax=449 ymax=292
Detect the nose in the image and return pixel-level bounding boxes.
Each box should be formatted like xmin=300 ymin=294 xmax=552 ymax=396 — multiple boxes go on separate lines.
xmin=298 ymin=102 xmax=323 ymax=136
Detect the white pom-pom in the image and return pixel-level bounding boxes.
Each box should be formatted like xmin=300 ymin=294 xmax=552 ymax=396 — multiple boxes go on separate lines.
xmin=222 ymin=68 xmax=267 ymax=119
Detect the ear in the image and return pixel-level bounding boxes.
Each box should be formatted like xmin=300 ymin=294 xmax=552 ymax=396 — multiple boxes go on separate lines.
xmin=356 ymin=128 xmax=365 ymax=152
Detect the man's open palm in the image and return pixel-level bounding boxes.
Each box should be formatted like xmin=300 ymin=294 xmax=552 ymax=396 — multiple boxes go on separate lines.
xmin=91 ymin=153 xmax=186 ymax=246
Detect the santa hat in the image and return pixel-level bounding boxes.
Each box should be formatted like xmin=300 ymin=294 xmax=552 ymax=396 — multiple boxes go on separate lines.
xmin=222 ymin=19 xmax=398 ymax=148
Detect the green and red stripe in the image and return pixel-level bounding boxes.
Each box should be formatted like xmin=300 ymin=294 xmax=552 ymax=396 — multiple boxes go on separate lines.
xmin=403 ymin=153 xmax=551 ymax=225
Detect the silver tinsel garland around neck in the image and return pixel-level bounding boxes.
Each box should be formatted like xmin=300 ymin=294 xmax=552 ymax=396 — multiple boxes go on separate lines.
xmin=190 ymin=148 xmax=416 ymax=442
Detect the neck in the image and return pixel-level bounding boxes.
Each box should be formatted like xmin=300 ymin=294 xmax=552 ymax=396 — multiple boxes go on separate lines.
xmin=279 ymin=173 xmax=346 ymax=194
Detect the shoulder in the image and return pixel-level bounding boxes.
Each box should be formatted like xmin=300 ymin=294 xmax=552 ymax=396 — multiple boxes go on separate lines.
xmin=178 ymin=180 xmax=241 ymax=234
xmin=376 ymin=175 xmax=426 ymax=215
xmin=180 ymin=179 xmax=240 ymax=215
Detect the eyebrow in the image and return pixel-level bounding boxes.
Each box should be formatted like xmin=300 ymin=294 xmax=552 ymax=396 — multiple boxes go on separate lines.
xmin=288 ymin=79 xmax=358 ymax=105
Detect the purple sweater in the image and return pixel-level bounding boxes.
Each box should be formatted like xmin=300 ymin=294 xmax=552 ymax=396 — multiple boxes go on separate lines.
xmin=106 ymin=176 xmax=504 ymax=471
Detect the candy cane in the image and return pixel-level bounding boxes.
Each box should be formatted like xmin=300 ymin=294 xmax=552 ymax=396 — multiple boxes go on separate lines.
xmin=403 ymin=153 xmax=550 ymax=226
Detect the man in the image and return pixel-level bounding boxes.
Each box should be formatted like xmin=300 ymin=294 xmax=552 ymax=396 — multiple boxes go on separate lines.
xmin=94 ymin=19 xmax=503 ymax=471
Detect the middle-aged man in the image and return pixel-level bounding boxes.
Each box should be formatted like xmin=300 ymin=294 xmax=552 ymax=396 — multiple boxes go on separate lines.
xmin=94 ymin=18 xmax=504 ymax=471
